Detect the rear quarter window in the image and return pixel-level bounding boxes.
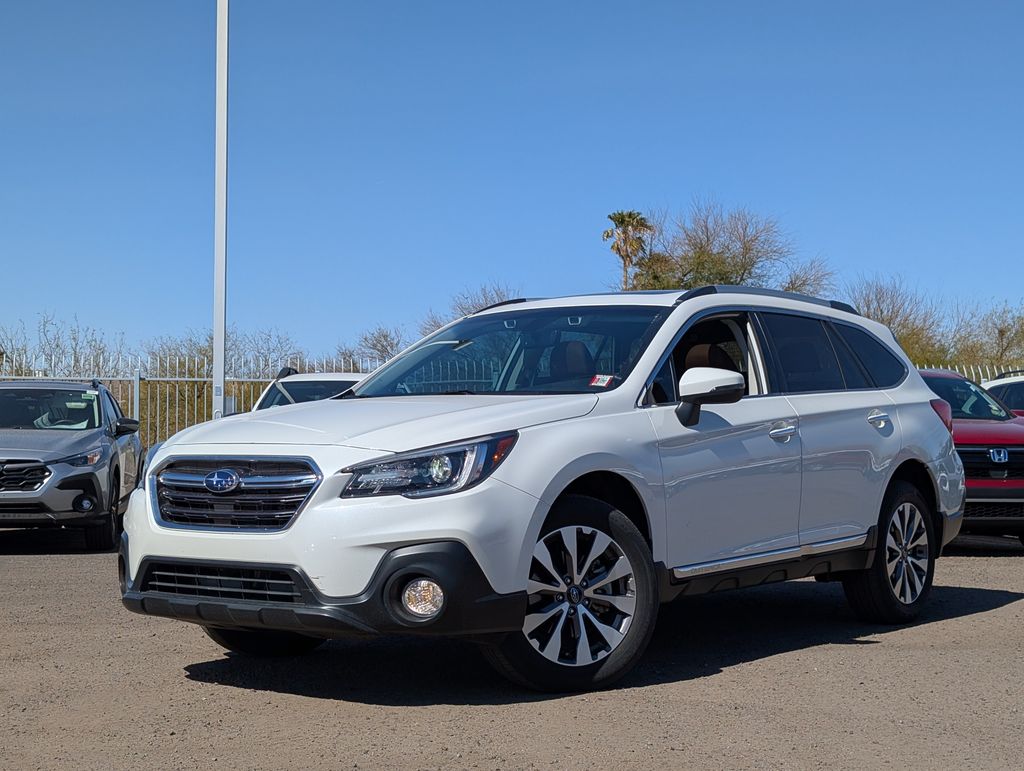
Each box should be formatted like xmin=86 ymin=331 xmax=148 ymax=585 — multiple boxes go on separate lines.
xmin=834 ymin=323 xmax=907 ymax=388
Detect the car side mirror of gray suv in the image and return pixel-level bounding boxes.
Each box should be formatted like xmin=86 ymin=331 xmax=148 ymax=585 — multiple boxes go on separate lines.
xmin=674 ymin=367 xmax=746 ymax=427
xmin=114 ymin=417 xmax=140 ymax=436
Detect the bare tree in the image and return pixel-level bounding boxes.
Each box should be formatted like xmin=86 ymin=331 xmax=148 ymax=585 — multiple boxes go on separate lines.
xmin=845 ymin=276 xmax=949 ymax=364
xmin=626 ymin=198 xmax=834 ymax=294
xmin=357 ymin=325 xmax=407 ymax=362
xmin=418 ymin=282 xmax=519 ymax=337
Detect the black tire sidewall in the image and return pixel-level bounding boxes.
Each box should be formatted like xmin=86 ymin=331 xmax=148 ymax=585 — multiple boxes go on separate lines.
xmin=490 ymin=494 xmax=658 ymax=692
xmin=872 ymin=481 xmax=937 ymax=620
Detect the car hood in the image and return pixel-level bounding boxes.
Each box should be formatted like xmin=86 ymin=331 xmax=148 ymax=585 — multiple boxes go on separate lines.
xmin=952 ymin=417 xmax=1024 ymax=446
xmin=167 ymin=394 xmax=599 ymax=452
xmin=0 ymin=428 xmax=107 ymax=462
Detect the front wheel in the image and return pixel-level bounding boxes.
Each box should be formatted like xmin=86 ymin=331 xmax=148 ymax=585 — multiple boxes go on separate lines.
xmin=482 ymin=494 xmax=658 ymax=692
xmin=842 ymin=481 xmax=936 ymax=623
xmin=84 ymin=477 xmax=120 ymax=551
xmin=204 ymin=627 xmax=326 ymax=657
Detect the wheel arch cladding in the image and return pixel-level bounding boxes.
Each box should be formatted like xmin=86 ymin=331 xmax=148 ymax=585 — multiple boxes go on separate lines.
xmin=555 ymin=471 xmax=652 ymax=549
xmin=888 ymin=459 xmax=940 ymax=540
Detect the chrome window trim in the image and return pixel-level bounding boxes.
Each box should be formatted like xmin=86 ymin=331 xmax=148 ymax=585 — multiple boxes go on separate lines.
xmin=148 ymin=454 xmax=323 ymax=533
xmin=671 ymin=533 xmax=869 ymax=579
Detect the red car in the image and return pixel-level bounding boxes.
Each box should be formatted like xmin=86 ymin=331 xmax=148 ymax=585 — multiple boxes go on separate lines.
xmin=920 ymin=369 xmax=1024 ymax=546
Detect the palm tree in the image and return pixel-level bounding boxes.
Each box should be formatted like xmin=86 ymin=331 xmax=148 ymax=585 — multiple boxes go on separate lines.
xmin=602 ymin=210 xmax=654 ymax=290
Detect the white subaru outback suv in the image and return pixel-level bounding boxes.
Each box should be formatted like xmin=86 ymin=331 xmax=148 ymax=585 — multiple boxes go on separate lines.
xmin=121 ymin=286 xmax=965 ymax=691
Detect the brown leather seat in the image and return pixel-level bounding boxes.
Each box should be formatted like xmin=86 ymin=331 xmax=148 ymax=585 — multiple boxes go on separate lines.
xmin=682 ymin=343 xmax=739 ymax=373
xmin=550 ymin=341 xmax=596 ymax=380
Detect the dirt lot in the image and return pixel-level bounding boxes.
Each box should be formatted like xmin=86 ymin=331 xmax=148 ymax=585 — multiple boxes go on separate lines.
xmin=1 ymin=529 xmax=1022 ymax=770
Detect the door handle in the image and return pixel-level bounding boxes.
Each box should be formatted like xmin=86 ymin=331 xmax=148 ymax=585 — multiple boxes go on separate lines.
xmin=769 ymin=424 xmax=797 ymax=441
xmin=867 ymin=410 xmax=890 ymax=428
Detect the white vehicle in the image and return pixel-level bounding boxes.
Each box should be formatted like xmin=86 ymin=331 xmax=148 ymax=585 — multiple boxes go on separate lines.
xmin=121 ymin=287 xmax=965 ymax=691
xmin=982 ymin=370 xmax=1024 ymax=414
xmin=252 ymin=368 xmax=365 ymax=411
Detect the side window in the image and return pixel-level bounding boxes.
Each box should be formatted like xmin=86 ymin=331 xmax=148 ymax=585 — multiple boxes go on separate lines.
xmin=825 ymin=324 xmax=871 ymax=389
xmin=760 ymin=313 xmax=845 ymax=394
xmin=834 ymin=323 xmax=907 ymax=388
xmin=647 ymin=313 xmax=761 ymax=405
xmin=998 ymin=383 xmax=1024 ymax=410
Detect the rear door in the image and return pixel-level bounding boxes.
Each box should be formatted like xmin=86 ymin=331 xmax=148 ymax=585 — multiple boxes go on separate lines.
xmin=758 ymin=312 xmax=903 ymax=545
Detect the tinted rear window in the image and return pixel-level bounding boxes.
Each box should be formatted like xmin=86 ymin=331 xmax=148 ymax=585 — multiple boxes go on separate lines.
xmin=761 ymin=313 xmax=844 ymax=393
xmin=825 ymin=324 xmax=872 ymax=389
xmin=834 ymin=324 xmax=907 ymax=388
xmin=991 ymin=383 xmax=1024 ymax=410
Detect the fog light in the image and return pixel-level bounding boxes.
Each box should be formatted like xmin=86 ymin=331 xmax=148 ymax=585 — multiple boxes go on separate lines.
xmin=73 ymin=495 xmax=96 ymax=513
xmin=401 ymin=578 xmax=444 ymax=618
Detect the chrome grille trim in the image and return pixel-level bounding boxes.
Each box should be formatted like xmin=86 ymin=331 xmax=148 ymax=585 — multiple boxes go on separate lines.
xmin=150 ymin=456 xmax=322 ymax=532
xmin=0 ymin=460 xmax=51 ymax=493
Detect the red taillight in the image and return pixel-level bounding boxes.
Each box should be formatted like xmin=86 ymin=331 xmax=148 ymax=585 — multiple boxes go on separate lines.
xmin=930 ymin=398 xmax=954 ymax=434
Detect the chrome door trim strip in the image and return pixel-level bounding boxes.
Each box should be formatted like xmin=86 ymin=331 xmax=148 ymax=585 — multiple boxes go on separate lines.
xmin=671 ymin=533 xmax=869 ymax=579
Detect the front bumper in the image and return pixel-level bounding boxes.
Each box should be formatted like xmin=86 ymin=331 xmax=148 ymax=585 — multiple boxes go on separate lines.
xmin=120 ymin=538 xmax=526 ymax=638
xmin=0 ymin=465 xmax=110 ymax=526
xmin=962 ymin=485 xmax=1024 ymax=533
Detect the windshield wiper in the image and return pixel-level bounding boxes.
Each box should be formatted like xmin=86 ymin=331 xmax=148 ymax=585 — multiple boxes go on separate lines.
xmin=437 ymin=390 xmax=478 ymax=395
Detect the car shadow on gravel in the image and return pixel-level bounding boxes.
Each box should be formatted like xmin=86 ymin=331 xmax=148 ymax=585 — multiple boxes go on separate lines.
xmin=183 ymin=580 xmax=1023 ymax=706
xmin=0 ymin=526 xmax=94 ymax=554
xmin=944 ymin=534 xmax=1024 ymax=557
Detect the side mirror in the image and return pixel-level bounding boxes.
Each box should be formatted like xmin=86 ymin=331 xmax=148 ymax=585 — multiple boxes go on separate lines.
xmin=114 ymin=417 xmax=140 ymax=436
xmin=674 ymin=367 xmax=745 ymax=427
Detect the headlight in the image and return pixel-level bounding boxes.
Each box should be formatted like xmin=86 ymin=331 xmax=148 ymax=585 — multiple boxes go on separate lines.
xmin=139 ymin=442 xmax=163 ymax=488
xmin=58 ymin=447 xmax=105 ymax=467
xmin=341 ymin=432 xmax=518 ymax=498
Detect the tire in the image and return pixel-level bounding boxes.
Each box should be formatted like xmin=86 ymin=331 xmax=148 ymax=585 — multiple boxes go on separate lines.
xmin=842 ymin=481 xmax=936 ymax=624
xmin=1019 ymin=535 xmax=1024 ymax=549
xmin=84 ymin=475 xmax=120 ymax=551
xmin=204 ymin=627 xmax=326 ymax=657
xmin=482 ymin=494 xmax=659 ymax=692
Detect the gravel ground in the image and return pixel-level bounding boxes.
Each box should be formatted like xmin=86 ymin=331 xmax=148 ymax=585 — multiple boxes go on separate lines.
xmin=1 ymin=528 xmax=1022 ymax=770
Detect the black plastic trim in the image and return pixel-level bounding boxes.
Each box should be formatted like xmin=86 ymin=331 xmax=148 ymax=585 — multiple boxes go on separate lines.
xmin=122 ymin=541 xmax=526 ymax=638
xmin=674 ymin=285 xmax=860 ymax=316
xmin=657 ymin=529 xmax=878 ymax=601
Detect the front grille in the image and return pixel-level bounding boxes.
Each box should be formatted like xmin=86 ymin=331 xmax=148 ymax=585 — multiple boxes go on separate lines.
xmin=957 ymin=447 xmax=1024 ymax=480
xmin=0 ymin=460 xmax=51 ymax=492
xmin=141 ymin=562 xmax=302 ymax=603
xmin=155 ymin=458 xmax=319 ymax=530
xmin=0 ymin=502 xmax=45 ymax=514
xmin=965 ymin=501 xmax=1024 ymax=519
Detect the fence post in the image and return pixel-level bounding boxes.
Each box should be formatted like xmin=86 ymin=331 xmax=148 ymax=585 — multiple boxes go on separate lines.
xmin=133 ymin=370 xmax=142 ymax=420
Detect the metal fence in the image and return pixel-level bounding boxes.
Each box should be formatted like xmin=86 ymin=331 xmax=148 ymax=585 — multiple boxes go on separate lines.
xmin=0 ymin=354 xmax=381 ymax=447
xmin=2 ymin=353 xmax=1021 ymax=448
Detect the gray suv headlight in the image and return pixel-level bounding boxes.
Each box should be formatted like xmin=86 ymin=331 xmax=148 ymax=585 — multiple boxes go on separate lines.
xmin=341 ymin=432 xmax=518 ymax=498
xmin=58 ymin=447 xmax=106 ymax=467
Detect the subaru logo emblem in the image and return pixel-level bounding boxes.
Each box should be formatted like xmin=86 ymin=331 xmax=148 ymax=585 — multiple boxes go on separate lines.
xmin=990 ymin=448 xmax=1010 ymax=464
xmin=204 ymin=468 xmax=240 ymax=493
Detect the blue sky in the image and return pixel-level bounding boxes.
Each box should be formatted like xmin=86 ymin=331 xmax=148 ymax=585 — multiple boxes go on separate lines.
xmin=1 ymin=1 xmax=1021 ymax=353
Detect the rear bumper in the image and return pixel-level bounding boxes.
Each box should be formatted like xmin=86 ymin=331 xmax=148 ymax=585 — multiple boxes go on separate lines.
xmin=120 ymin=538 xmax=526 ymax=639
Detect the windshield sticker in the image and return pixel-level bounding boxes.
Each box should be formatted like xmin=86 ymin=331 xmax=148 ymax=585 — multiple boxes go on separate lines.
xmin=589 ymin=374 xmax=614 ymax=388
xmin=84 ymin=391 xmax=98 ymax=397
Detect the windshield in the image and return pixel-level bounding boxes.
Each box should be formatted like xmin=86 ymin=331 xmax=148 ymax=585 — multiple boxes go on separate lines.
xmin=923 ymin=376 xmax=1012 ymax=421
xmin=0 ymin=388 xmax=102 ymax=430
xmin=256 ymin=379 xmax=359 ymax=409
xmin=351 ymin=305 xmax=669 ymax=397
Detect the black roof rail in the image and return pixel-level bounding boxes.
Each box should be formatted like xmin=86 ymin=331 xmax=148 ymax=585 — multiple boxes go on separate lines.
xmin=475 ymin=298 xmax=531 ymax=313
xmin=994 ymin=369 xmax=1024 ymax=380
xmin=90 ymin=378 xmax=102 ymax=389
xmin=275 ymin=366 xmax=299 ymax=380
xmin=674 ymin=285 xmax=860 ymax=315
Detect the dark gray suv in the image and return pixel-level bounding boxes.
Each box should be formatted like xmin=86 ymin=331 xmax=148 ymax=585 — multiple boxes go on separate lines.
xmin=0 ymin=380 xmax=142 ymax=550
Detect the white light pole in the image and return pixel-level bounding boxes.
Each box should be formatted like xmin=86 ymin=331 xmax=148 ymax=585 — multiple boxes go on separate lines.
xmin=212 ymin=0 xmax=229 ymax=419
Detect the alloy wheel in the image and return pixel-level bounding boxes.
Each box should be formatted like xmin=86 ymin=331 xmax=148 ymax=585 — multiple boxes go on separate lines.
xmin=523 ymin=525 xmax=636 ymax=667
xmin=885 ymin=502 xmax=930 ymax=605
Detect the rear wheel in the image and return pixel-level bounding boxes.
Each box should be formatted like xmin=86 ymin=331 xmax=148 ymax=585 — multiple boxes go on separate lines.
xmin=842 ymin=481 xmax=935 ymax=623
xmin=84 ymin=476 xmax=120 ymax=551
xmin=204 ymin=627 xmax=326 ymax=657
xmin=482 ymin=494 xmax=658 ymax=692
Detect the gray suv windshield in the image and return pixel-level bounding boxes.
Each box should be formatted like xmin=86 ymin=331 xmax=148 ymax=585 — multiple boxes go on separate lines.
xmin=0 ymin=388 xmax=102 ymax=430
